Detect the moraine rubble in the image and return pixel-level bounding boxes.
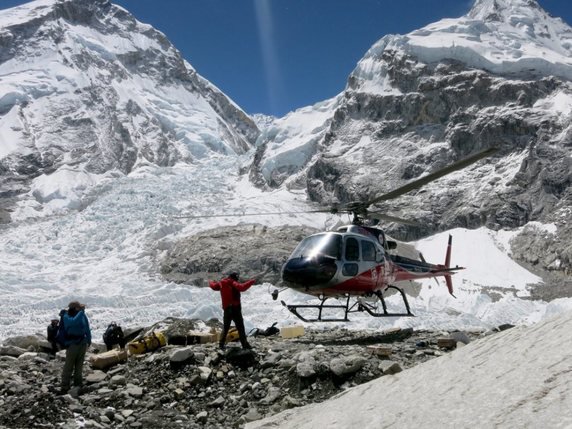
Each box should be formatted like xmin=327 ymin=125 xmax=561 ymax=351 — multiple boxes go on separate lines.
xmin=0 ymin=318 xmax=505 ymax=429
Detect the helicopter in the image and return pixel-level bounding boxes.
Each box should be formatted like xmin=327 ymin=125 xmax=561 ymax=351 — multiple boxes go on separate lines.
xmin=273 ymin=147 xmax=497 ymax=322
xmin=177 ymin=147 xmax=497 ymax=322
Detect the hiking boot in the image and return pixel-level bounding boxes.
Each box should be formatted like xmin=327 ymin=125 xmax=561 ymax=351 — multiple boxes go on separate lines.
xmin=219 ymin=343 xmax=226 ymax=351
xmin=242 ymin=343 xmax=253 ymax=350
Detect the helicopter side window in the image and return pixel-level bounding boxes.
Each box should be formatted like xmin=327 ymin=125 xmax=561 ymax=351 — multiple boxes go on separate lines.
xmin=345 ymin=237 xmax=359 ymax=261
xmin=342 ymin=263 xmax=358 ymax=277
xmin=361 ymin=241 xmax=376 ymax=262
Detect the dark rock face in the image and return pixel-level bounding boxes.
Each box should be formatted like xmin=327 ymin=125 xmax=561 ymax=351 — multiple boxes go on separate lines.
xmin=307 ymin=60 xmax=569 ymax=230
xmin=510 ymin=223 xmax=572 ymax=299
xmin=158 ymin=224 xmax=319 ymax=285
xmin=0 ymin=318 xmax=488 ymax=429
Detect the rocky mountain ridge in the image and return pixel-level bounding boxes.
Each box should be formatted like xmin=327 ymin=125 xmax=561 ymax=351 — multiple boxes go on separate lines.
xmin=248 ymin=0 xmax=572 ymax=276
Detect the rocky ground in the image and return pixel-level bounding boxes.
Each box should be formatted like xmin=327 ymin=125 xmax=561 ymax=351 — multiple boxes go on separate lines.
xmin=0 ymin=318 xmax=504 ymax=429
xmin=158 ymin=224 xmax=319 ymax=286
xmin=157 ymin=222 xmax=572 ymax=308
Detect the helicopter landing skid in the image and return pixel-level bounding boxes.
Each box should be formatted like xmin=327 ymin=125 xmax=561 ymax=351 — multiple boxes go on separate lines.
xmin=281 ymin=286 xmax=414 ymax=322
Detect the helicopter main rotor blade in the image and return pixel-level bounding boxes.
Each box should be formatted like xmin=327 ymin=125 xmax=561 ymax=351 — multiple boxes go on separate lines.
xmin=173 ymin=209 xmax=332 ymax=219
xmin=366 ymin=147 xmax=498 ymax=206
xmin=368 ymin=211 xmax=421 ymax=226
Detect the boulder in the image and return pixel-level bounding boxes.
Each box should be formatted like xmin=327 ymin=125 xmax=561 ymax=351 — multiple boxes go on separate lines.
xmin=123 ymin=385 xmax=144 ymax=398
xmin=3 ymin=335 xmax=44 ymax=350
xmin=0 ymin=345 xmax=27 ymax=358
xmin=198 ymin=366 xmax=212 ymax=383
xmin=196 ymin=411 xmax=208 ymax=423
xmin=296 ymin=361 xmax=316 ymax=379
xmin=329 ymin=355 xmax=366 ymax=377
xmin=450 ymin=331 xmax=471 ymax=345
xmin=379 ymin=361 xmax=403 ymax=375
xmin=260 ymin=387 xmax=282 ymax=405
xmin=239 ymin=408 xmax=263 ymax=424
xmin=86 ymin=371 xmax=107 ymax=384
xmin=169 ymin=347 xmax=195 ymax=370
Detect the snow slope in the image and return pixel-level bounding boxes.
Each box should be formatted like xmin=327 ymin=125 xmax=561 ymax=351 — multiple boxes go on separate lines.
xmin=1 ymin=0 xmax=572 ymax=344
xmin=252 ymin=96 xmax=340 ymax=187
xmin=248 ymin=309 xmax=572 ymax=429
xmin=1 ymin=147 xmax=572 ymax=342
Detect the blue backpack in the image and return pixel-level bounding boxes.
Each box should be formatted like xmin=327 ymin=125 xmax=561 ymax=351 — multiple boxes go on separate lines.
xmin=55 ymin=312 xmax=67 ymax=348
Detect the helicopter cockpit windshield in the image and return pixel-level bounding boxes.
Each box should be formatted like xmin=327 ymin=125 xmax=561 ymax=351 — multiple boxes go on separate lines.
xmin=289 ymin=233 xmax=342 ymax=260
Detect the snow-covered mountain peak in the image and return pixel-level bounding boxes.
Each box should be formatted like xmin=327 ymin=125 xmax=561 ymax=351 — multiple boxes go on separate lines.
xmin=468 ymin=0 xmax=543 ymax=21
xmin=466 ymin=0 xmax=572 ymax=57
xmin=250 ymin=0 xmax=572 ymax=282
xmin=0 ymin=0 xmax=59 ymax=25
xmin=0 ymin=0 xmax=258 ymax=220
xmin=350 ymin=0 xmax=572 ymax=95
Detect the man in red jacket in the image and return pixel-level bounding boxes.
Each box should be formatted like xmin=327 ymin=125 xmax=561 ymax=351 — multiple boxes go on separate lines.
xmin=209 ymin=272 xmax=255 ymax=350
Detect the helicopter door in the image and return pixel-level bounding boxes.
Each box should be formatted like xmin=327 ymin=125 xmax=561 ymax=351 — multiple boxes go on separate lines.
xmin=341 ymin=237 xmax=379 ymax=278
xmin=341 ymin=237 xmax=360 ymax=277
xmin=361 ymin=239 xmax=385 ymax=288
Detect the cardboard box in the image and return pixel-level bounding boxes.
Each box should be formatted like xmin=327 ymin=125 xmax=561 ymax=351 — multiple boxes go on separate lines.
xmin=366 ymin=345 xmax=392 ymax=357
xmin=437 ymin=338 xmax=457 ymax=349
xmin=280 ymin=325 xmax=305 ymax=339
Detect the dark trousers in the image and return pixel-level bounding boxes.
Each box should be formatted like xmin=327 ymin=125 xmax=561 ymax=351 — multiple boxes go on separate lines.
xmin=61 ymin=343 xmax=88 ymax=391
xmin=220 ymin=305 xmax=250 ymax=348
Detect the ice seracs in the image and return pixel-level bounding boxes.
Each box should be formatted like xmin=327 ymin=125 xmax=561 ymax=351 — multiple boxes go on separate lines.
xmin=0 ymin=0 xmax=258 ymax=219
xmin=0 ymin=0 xmax=571 ymax=349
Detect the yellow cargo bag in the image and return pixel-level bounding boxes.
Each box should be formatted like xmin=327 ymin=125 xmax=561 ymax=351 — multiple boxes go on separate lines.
xmin=226 ymin=328 xmax=240 ymax=342
xmin=128 ymin=331 xmax=166 ymax=355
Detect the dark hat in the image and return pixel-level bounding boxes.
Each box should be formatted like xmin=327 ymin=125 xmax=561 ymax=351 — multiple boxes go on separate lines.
xmin=68 ymin=301 xmax=85 ymax=310
xmin=228 ymin=272 xmax=239 ymax=281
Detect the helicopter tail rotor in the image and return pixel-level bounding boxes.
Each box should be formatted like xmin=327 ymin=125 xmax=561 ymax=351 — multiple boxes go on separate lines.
xmin=444 ymin=234 xmax=455 ymax=297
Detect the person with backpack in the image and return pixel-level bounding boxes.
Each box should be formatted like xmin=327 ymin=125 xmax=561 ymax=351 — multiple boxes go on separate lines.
xmin=209 ymin=272 xmax=255 ymax=350
xmin=57 ymin=301 xmax=91 ymax=395
xmin=103 ymin=322 xmax=125 ymax=351
xmin=46 ymin=319 xmax=60 ymax=355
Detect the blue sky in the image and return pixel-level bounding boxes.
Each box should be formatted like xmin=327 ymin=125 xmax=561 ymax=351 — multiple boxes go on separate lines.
xmin=2 ymin=0 xmax=572 ymax=116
